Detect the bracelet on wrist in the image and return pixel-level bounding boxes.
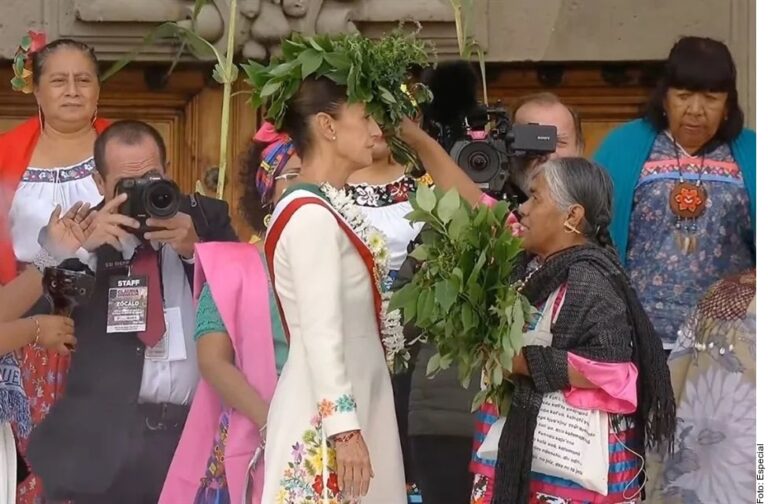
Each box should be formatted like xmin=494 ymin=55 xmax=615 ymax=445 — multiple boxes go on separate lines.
xmin=31 ymin=317 xmax=41 ymax=346
xmin=332 ymin=431 xmax=359 ymax=444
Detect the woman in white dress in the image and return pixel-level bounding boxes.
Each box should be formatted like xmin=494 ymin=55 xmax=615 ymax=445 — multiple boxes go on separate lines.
xmin=344 ymin=139 xmax=426 ymax=497
xmin=0 ymin=37 xmax=107 ymax=503
xmin=261 ymin=76 xmax=406 ymax=503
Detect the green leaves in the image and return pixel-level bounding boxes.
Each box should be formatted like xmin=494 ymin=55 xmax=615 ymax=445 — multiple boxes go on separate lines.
xmin=299 ymin=50 xmax=324 ymax=79
xmin=260 ymin=80 xmax=283 ymax=99
xmin=393 ymin=183 xmax=530 ymax=411
xmin=324 ymin=52 xmax=351 ymax=71
xmin=415 ymin=184 xmax=437 ymax=213
xmin=437 ymin=188 xmax=461 ymax=223
xmin=434 ymin=279 xmax=459 ymax=312
xmin=241 ymin=30 xmax=433 ymax=137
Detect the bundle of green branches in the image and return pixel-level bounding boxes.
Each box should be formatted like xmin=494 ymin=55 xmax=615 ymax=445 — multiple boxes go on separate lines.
xmin=390 ymin=186 xmax=532 ymax=411
xmin=242 ymin=30 xmax=433 ymax=165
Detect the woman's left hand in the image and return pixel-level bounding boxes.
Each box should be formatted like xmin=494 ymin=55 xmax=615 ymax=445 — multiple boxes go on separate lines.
xmin=39 ymin=202 xmax=96 ymax=257
xmin=511 ymin=352 xmax=529 ymax=376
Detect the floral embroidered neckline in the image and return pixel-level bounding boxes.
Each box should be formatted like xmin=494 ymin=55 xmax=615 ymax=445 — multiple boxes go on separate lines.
xmin=345 ymin=173 xmax=431 ymax=208
xmin=318 ymin=183 xmax=409 ymax=372
xmin=23 ymin=157 xmax=95 ymax=183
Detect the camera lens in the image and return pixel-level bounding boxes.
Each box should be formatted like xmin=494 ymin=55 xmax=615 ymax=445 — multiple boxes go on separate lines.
xmin=144 ymin=180 xmax=180 ymax=219
xmin=151 ymin=190 xmax=172 ymax=209
xmin=451 ymin=141 xmax=501 ymax=184
xmin=468 ymin=152 xmax=489 ymax=172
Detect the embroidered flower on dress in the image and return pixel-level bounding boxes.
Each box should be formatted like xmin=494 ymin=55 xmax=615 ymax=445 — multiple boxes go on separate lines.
xmin=276 ymin=414 xmax=347 ymax=503
xmin=22 ymin=158 xmax=95 ymax=183
xmin=344 ymin=176 xmax=418 ymax=208
xmin=318 ymin=399 xmax=335 ymax=419
xmin=334 ymin=394 xmax=356 ymax=413
xmin=317 ymin=394 xmax=357 ymax=419
xmin=319 ymin=183 xmax=408 ymax=373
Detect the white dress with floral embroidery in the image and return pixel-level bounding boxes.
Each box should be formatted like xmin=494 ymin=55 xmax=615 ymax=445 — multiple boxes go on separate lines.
xmin=261 ymin=186 xmax=405 ymax=504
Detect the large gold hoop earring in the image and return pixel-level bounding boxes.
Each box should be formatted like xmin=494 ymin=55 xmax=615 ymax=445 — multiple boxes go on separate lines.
xmin=563 ymin=221 xmax=582 ymax=234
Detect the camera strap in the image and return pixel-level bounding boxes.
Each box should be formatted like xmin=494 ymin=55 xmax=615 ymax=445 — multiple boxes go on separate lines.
xmin=188 ymin=193 xmax=211 ymax=240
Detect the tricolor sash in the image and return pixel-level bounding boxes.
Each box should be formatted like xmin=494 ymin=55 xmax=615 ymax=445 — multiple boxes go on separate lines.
xmin=264 ymin=185 xmax=383 ymax=348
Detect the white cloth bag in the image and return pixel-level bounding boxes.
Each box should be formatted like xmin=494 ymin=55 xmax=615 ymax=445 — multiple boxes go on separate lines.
xmin=476 ymin=288 xmax=610 ymax=495
xmin=0 ymin=422 xmax=17 ymax=504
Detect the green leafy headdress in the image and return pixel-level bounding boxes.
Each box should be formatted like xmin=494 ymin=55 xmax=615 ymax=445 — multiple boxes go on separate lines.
xmin=242 ymin=30 xmax=434 ymax=165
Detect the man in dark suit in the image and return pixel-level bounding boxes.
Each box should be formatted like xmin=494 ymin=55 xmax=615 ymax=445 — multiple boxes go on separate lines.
xmin=27 ymin=120 xmax=238 ymax=503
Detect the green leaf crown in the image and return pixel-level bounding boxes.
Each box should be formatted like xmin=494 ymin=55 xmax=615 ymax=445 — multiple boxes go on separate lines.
xmin=242 ymin=30 xmax=434 ymax=163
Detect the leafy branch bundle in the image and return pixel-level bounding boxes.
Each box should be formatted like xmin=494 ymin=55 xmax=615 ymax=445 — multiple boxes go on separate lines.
xmin=242 ymin=31 xmax=433 ymax=166
xmin=390 ymin=186 xmax=532 ymax=411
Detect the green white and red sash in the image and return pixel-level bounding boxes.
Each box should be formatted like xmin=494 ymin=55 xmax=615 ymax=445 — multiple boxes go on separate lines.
xmin=264 ymin=185 xmax=384 ymax=350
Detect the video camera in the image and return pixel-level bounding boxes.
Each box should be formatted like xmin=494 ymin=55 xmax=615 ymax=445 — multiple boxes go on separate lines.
xmin=421 ymin=61 xmax=557 ymax=201
xmin=115 ymin=170 xmax=181 ymax=235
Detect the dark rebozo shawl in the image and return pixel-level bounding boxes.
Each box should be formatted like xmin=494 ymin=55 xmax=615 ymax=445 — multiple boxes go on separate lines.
xmin=492 ymin=245 xmax=675 ymax=504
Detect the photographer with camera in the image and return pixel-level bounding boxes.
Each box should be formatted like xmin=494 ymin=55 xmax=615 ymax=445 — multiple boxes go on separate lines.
xmin=402 ymin=93 xmax=583 ymax=206
xmin=27 ymin=120 xmax=238 ymax=503
xmin=506 ymin=92 xmax=584 ymax=194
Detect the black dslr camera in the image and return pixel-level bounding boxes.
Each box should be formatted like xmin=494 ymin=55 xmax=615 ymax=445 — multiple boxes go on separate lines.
xmin=115 ymin=170 xmax=181 ymax=234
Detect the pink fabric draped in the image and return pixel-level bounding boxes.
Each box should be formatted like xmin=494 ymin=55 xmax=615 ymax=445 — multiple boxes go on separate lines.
xmin=159 ymin=242 xmax=278 ymax=504
xmin=564 ymin=355 xmax=638 ymax=414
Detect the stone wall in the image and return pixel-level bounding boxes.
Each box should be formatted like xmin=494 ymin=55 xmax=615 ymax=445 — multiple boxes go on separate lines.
xmin=0 ymin=0 xmax=755 ymax=125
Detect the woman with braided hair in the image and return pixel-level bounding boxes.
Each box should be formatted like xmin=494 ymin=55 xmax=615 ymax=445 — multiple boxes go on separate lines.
xmin=468 ymin=157 xmax=675 ymax=504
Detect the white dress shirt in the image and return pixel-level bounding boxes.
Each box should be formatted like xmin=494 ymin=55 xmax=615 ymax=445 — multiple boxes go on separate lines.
xmin=81 ymin=236 xmax=200 ymax=406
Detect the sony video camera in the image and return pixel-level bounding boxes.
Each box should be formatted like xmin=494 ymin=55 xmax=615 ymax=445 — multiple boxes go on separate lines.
xmin=115 ymin=170 xmax=181 ymax=234
xmin=421 ymin=61 xmax=557 ymax=201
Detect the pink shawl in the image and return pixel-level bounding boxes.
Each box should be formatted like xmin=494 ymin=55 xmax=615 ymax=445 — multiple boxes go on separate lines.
xmin=159 ymin=242 xmax=278 ymax=503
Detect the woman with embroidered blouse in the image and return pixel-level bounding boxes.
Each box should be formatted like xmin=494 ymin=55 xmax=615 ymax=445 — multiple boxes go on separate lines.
xmin=0 ymin=37 xmax=109 ymax=503
xmin=594 ymin=36 xmax=755 ymax=351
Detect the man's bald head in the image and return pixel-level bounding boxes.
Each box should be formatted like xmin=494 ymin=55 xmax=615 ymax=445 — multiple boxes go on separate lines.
xmin=512 ymin=92 xmax=584 ymax=158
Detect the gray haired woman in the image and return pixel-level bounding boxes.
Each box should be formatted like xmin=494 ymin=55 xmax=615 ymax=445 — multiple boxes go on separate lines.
xmin=471 ymin=158 xmax=676 ymax=504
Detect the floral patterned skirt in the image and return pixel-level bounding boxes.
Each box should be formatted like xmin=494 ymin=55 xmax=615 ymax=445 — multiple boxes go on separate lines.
xmin=16 ymin=347 xmax=70 ymax=504
xmin=194 ymin=411 xmax=232 ymax=504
